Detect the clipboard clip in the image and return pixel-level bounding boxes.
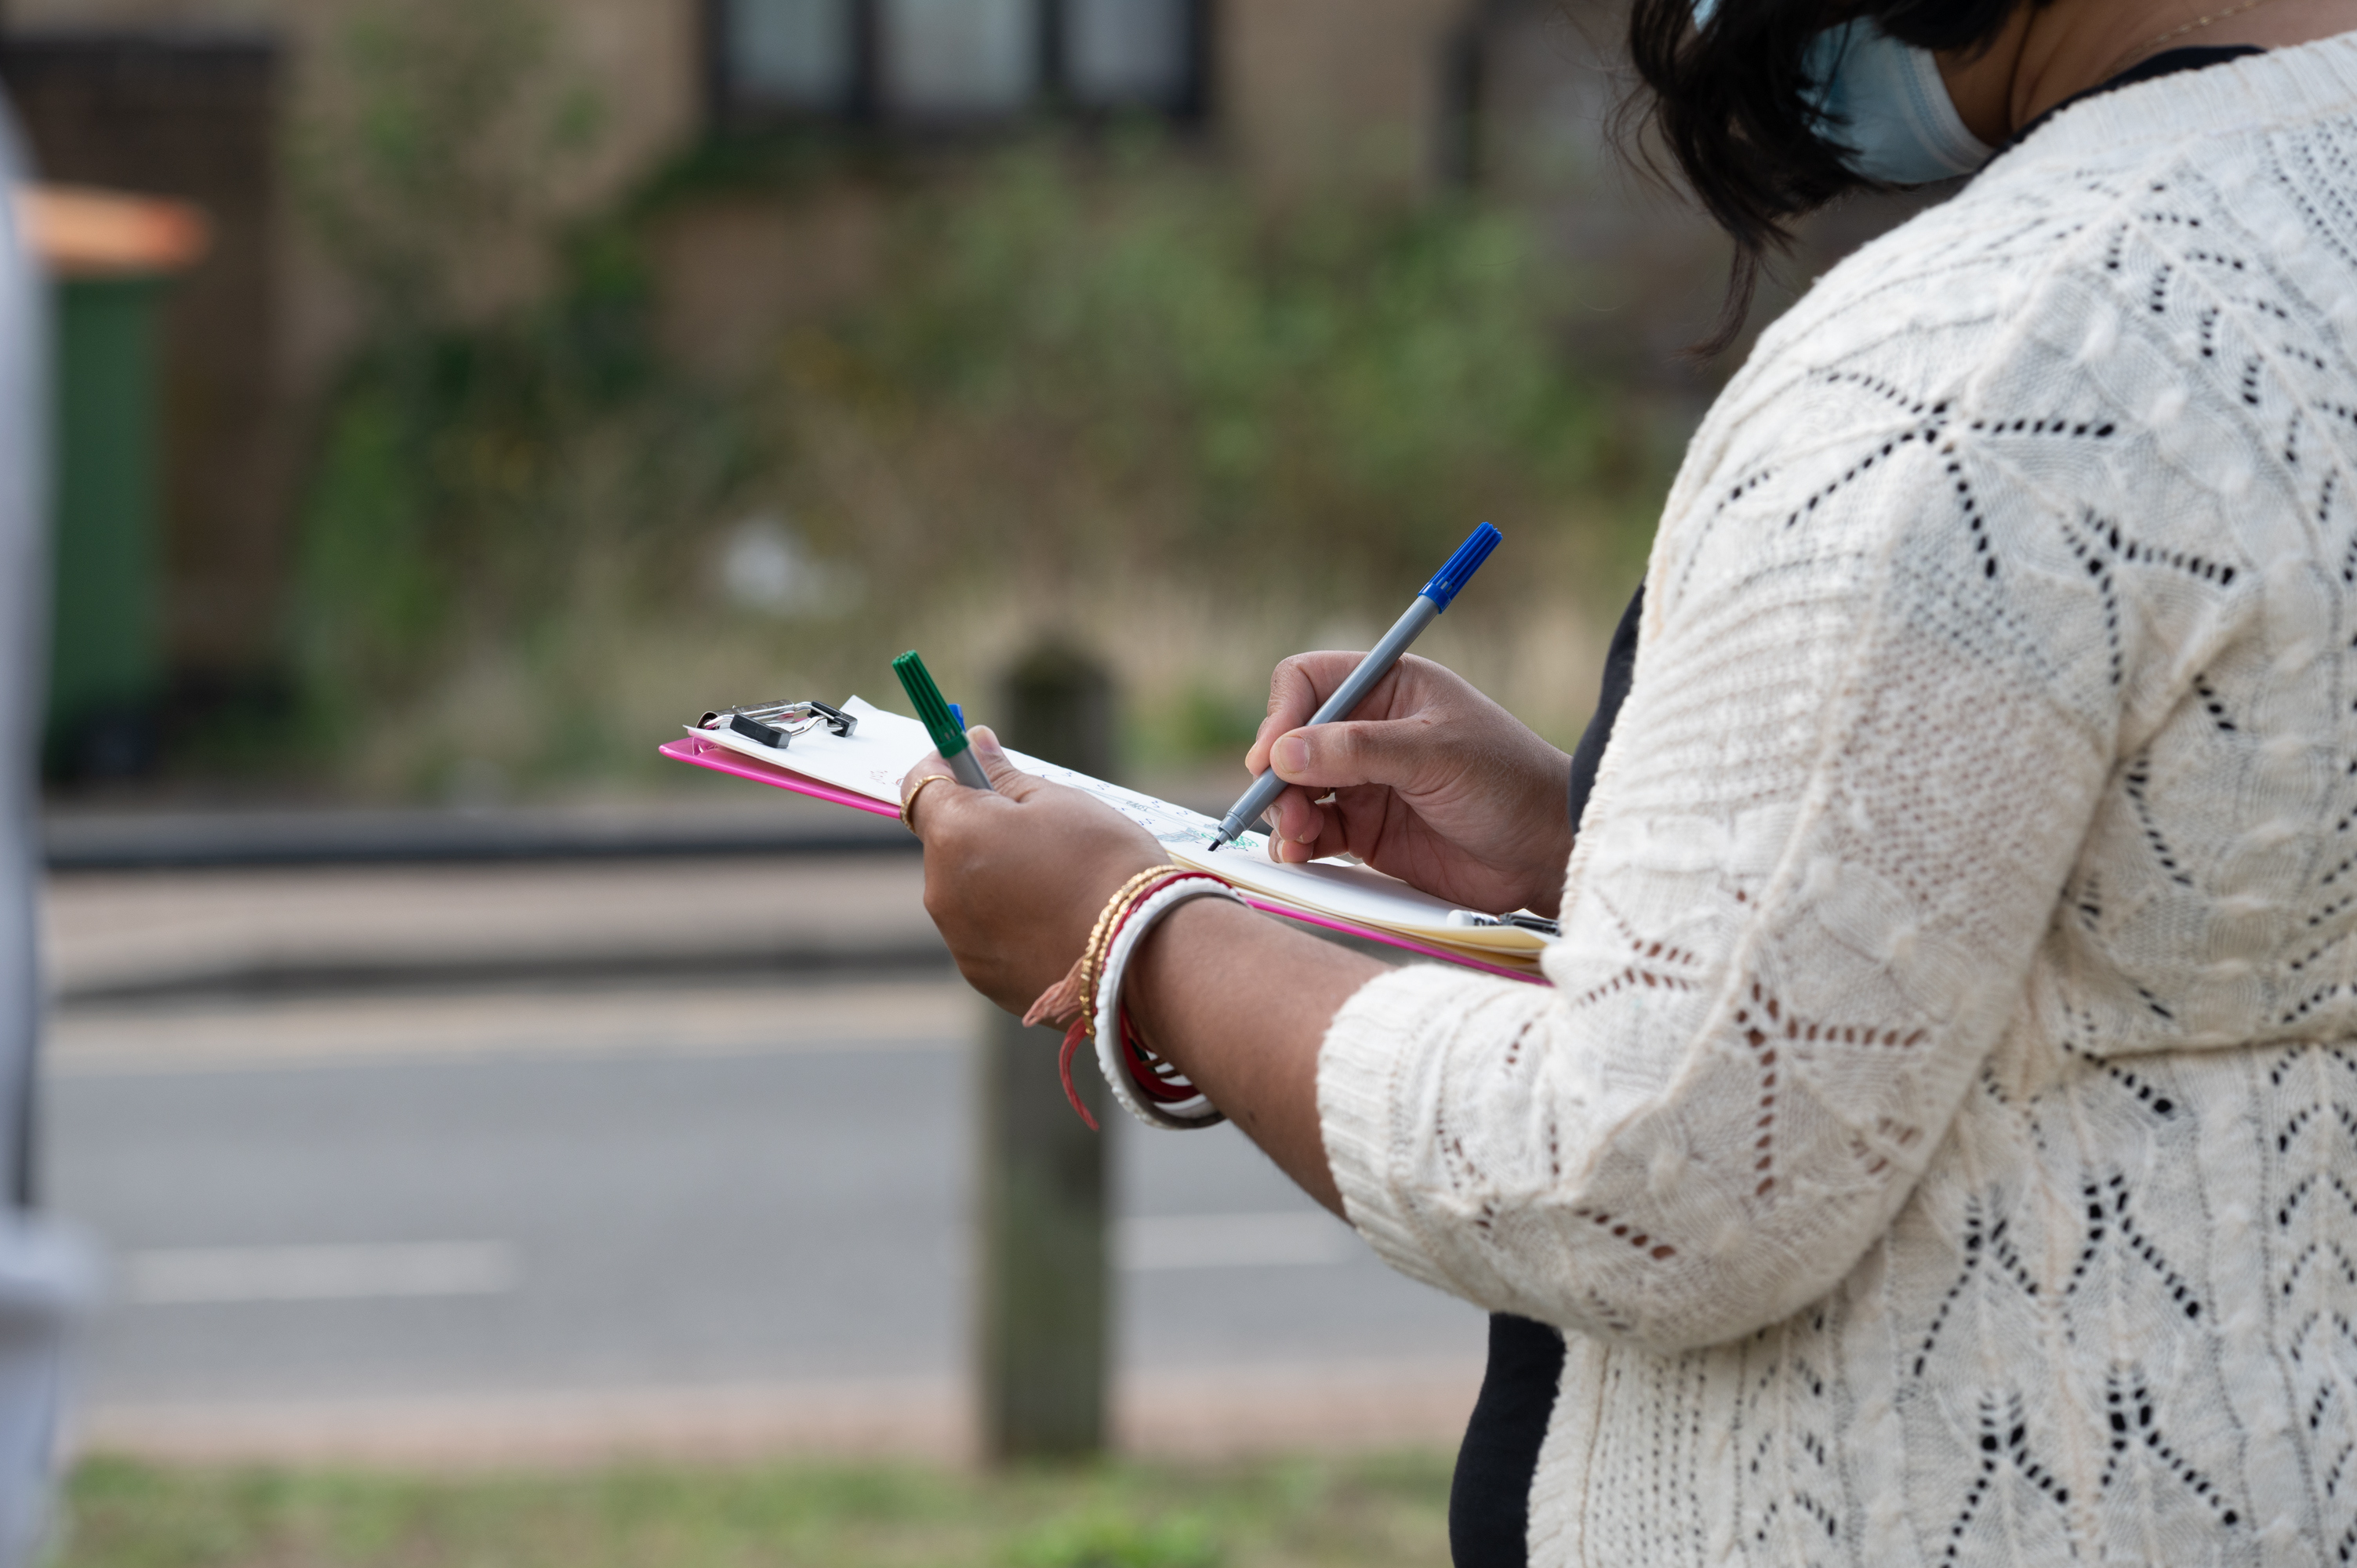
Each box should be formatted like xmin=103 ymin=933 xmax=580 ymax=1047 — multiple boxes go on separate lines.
xmin=696 ymin=699 xmax=857 ymax=750
xmin=1445 ymin=909 xmax=1560 ymax=938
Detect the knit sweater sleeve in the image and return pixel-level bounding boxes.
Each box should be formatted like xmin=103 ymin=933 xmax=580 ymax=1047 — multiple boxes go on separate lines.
xmin=1317 ymin=368 xmax=2130 ymax=1352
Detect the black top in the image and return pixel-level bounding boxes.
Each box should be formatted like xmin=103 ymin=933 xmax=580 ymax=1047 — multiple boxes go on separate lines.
xmin=1445 ymin=43 xmax=2268 ymax=1567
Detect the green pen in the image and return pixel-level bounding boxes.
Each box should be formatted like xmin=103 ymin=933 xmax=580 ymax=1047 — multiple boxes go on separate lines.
xmin=893 ymin=651 xmax=993 ymax=792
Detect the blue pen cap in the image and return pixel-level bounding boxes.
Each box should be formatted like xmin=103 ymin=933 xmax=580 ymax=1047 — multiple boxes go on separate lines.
xmin=1419 ymin=523 xmax=1503 ymax=610
xmin=949 ymin=703 xmax=964 ymax=730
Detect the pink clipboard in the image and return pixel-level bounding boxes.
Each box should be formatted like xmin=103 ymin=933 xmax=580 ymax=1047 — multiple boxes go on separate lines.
xmin=663 ymin=734 xmax=902 ymax=818
xmin=660 ymin=735 xmax=1545 ymax=985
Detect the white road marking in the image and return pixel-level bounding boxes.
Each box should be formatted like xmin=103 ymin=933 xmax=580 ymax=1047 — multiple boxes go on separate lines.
xmin=1117 ymin=1211 xmax=1359 ymax=1271
xmin=125 ymin=1242 xmax=521 ymax=1305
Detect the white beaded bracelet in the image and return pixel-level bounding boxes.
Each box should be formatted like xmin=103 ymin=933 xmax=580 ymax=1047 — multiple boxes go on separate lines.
xmin=1091 ymin=875 xmax=1242 ymax=1130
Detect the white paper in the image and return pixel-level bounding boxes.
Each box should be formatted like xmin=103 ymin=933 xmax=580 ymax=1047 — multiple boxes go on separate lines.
xmin=693 ymin=698 xmax=1546 ymax=960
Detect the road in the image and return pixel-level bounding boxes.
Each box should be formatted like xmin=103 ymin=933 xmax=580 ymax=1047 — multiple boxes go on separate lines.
xmin=43 ymin=963 xmax=1489 ymax=1462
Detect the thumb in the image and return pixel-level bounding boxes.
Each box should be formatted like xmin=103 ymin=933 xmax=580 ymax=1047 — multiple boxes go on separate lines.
xmin=963 ymin=725 xmax=1038 ymax=795
xmin=1269 ymin=719 xmax=1447 ymax=793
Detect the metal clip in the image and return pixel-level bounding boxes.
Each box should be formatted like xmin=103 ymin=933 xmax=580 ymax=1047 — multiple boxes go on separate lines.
xmin=695 ymin=699 xmax=859 ymax=750
xmin=1444 ymin=909 xmax=1561 ymax=938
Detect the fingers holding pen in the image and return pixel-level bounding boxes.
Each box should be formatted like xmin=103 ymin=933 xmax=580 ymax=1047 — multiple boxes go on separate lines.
xmin=1266 ymin=784 xmax=1334 ymax=863
xmin=1244 ymin=703 xmax=1300 ymax=779
xmin=1240 ymin=652 xmax=1470 ymax=866
xmin=1250 ymin=651 xmax=1404 ymax=775
xmin=897 ymin=727 xmax=1028 ymax=840
xmin=1268 ymin=727 xmax=1415 ymax=864
xmin=1255 ymin=723 xmax=1336 ymax=860
xmin=961 ymin=726 xmax=1039 ymax=797
xmin=1270 ymin=717 xmax=1453 ymax=796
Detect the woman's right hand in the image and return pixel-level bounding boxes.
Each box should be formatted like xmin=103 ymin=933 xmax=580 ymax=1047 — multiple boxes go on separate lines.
xmin=1244 ymin=653 xmax=1575 ymax=918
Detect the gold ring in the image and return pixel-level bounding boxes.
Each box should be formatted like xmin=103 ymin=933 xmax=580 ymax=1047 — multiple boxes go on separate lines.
xmin=899 ymin=774 xmax=956 ymax=833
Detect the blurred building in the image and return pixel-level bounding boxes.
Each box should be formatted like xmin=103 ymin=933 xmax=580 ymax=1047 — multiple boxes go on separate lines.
xmin=0 ymin=0 xmax=1501 ymax=734
xmin=0 ymin=0 xmax=1926 ymax=750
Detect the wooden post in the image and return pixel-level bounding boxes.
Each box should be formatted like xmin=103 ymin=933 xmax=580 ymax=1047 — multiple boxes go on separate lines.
xmin=975 ymin=644 xmax=1116 ymax=1463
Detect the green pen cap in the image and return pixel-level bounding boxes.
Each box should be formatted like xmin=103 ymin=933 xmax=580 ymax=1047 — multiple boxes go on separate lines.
xmin=892 ymin=651 xmax=970 ymax=757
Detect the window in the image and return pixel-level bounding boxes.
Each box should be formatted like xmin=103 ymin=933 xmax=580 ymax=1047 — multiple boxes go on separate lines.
xmin=720 ymin=0 xmax=859 ymax=114
xmin=1062 ymin=0 xmax=1193 ymax=109
xmin=709 ymin=0 xmax=1205 ymax=129
xmin=881 ymin=0 xmax=1038 ymax=118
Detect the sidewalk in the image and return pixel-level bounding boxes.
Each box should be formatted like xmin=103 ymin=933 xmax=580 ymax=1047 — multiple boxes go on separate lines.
xmin=46 ymin=854 xmax=944 ymax=1004
xmin=45 ymin=795 xmax=914 ymax=872
xmin=75 ymin=1361 xmax=1484 ymax=1469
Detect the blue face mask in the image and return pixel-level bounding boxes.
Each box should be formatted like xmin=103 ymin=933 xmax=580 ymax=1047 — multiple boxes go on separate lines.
xmin=1691 ymin=2 xmax=1994 ymax=185
xmin=1803 ymin=17 xmax=1993 ymax=183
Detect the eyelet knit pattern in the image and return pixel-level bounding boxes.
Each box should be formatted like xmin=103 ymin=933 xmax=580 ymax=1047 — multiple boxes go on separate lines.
xmin=1316 ymin=38 xmax=2357 ymax=1566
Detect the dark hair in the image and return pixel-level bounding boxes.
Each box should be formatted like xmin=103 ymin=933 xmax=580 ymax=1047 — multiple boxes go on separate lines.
xmin=1625 ymin=0 xmax=2027 ymax=352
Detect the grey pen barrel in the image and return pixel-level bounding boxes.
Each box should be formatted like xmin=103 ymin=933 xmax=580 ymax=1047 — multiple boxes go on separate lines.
xmin=944 ymin=744 xmax=993 ymax=790
xmin=1215 ymin=595 xmax=1440 ymax=844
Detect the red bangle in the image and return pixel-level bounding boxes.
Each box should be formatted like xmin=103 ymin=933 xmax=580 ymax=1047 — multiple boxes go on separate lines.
xmin=1119 ymin=1008 xmax=1200 ymax=1104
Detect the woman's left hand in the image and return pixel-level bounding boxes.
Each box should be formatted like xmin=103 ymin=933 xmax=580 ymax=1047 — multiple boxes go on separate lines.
xmin=899 ymin=727 xmax=1165 ymax=1013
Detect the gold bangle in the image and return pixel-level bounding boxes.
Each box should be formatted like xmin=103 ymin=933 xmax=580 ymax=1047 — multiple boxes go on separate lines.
xmin=899 ymin=774 xmax=957 ymax=833
xmin=1080 ymin=868 xmax=1167 ymax=984
xmin=1020 ymin=864 xmax=1209 ymax=1038
xmin=1077 ymin=866 xmax=1193 ymax=1017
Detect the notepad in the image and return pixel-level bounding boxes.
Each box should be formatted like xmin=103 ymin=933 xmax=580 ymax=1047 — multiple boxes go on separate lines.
xmin=660 ymin=697 xmax=1549 ymax=981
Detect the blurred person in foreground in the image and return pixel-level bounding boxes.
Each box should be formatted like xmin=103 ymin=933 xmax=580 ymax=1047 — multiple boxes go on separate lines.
xmin=903 ymin=0 xmax=2357 ymax=1563
xmin=0 ymin=100 xmax=96 ymax=1564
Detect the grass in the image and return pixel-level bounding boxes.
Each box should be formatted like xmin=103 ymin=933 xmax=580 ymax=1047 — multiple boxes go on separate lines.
xmin=55 ymin=1451 xmax=1454 ymax=1568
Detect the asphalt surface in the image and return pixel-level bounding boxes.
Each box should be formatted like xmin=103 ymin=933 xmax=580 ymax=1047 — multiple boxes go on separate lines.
xmin=42 ymin=896 xmax=1490 ymax=1461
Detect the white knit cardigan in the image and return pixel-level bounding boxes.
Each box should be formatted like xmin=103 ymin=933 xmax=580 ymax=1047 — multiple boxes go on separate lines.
xmin=1317 ymin=36 xmax=2357 ymax=1566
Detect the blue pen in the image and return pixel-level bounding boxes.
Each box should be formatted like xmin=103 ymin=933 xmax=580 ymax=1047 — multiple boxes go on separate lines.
xmin=1209 ymin=523 xmax=1502 ymax=851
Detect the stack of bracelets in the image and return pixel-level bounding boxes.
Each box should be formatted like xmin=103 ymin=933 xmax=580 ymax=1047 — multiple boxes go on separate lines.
xmin=1033 ymin=864 xmax=1243 ymax=1132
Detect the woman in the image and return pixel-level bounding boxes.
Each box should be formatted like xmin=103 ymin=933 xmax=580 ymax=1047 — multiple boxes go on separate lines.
xmin=904 ymin=0 xmax=2357 ymax=1561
